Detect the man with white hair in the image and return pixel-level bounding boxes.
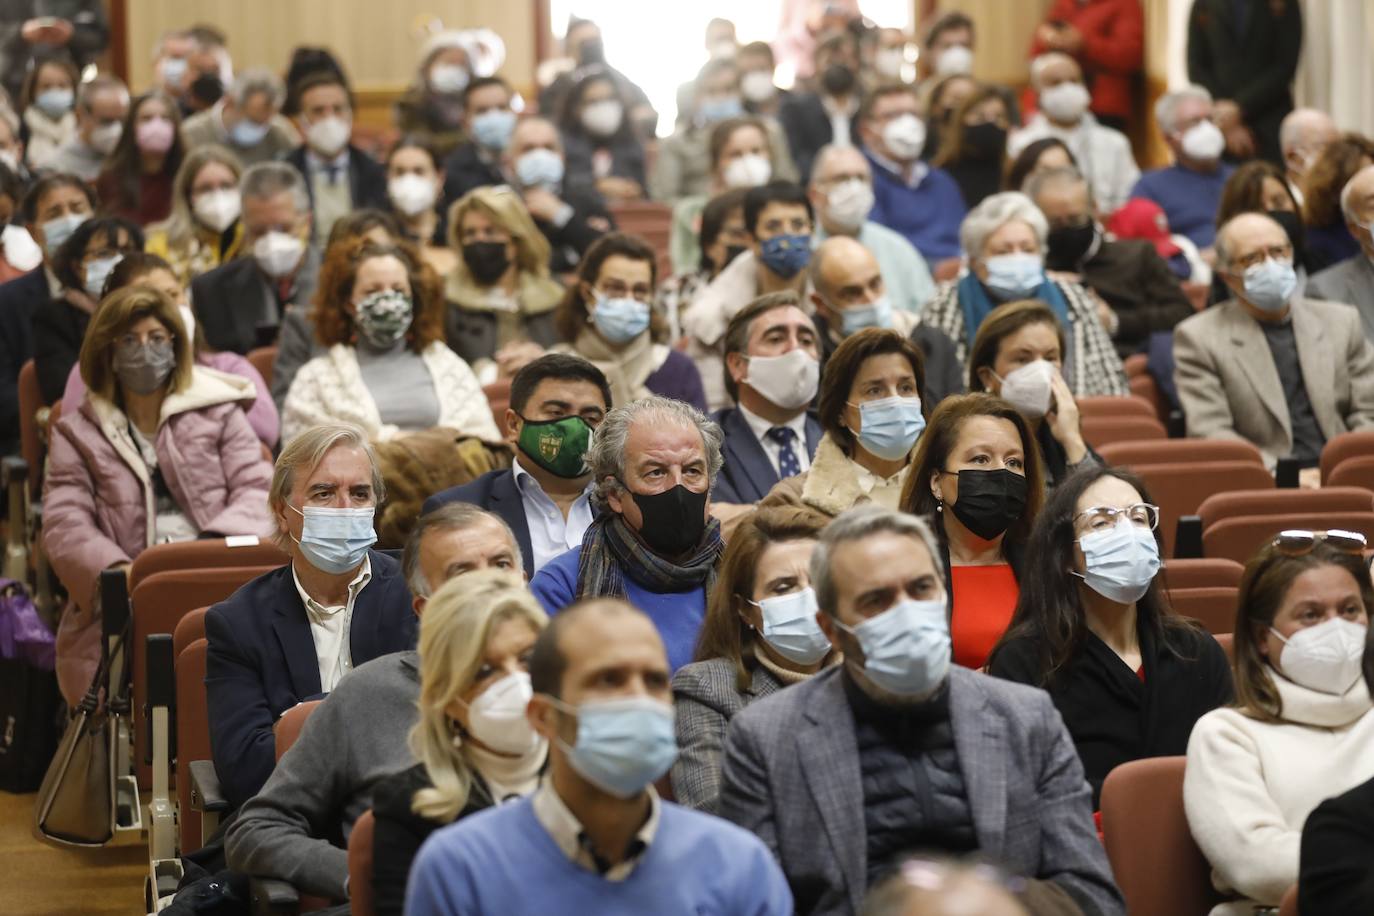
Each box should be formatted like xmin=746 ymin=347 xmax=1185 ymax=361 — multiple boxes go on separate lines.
xmin=47 ymin=73 xmax=128 ymax=181
xmin=1175 ymin=212 xmax=1374 ymax=476
xmin=1279 ymin=108 xmax=1339 ymax=208
xmin=181 ymin=67 xmax=300 ymax=165
xmin=1308 ymin=165 xmax=1374 ymax=343
xmin=1129 ymin=85 xmax=1234 ymax=251
xmin=1009 ymin=52 xmax=1139 ymax=214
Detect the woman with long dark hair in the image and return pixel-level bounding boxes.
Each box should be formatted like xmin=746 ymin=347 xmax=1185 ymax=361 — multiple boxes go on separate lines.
xmin=95 ymin=90 xmax=185 ymax=225
xmin=987 ymin=465 xmax=1231 ymax=807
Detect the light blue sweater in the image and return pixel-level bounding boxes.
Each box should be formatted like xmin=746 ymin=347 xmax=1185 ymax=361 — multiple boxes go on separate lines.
xmin=404 ymin=796 xmax=794 ymax=915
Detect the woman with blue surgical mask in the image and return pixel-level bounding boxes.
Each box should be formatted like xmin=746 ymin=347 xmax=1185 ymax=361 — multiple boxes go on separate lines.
xmin=20 ymin=58 xmax=79 ymax=172
xmin=899 ymin=393 xmax=1045 ymax=671
xmin=761 ymin=329 xmax=926 ymax=520
xmin=670 ymin=507 xmax=835 ymax=813
xmin=987 ymin=467 xmax=1231 ymax=811
xmin=920 ymin=191 xmax=1128 ymax=397
xmin=553 ymin=232 xmax=707 ymax=411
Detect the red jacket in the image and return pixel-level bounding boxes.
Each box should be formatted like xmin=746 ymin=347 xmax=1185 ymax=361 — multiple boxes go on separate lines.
xmin=1028 ymin=0 xmax=1144 ymax=122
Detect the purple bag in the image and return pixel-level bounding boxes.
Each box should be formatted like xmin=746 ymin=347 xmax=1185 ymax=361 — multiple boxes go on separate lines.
xmin=0 ymin=578 xmax=55 ymax=671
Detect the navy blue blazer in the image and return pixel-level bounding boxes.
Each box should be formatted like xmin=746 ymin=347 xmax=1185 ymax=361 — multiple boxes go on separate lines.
xmin=712 ymin=408 xmax=823 ymax=505
xmin=422 ymin=468 xmax=536 ymax=579
xmin=283 ymin=144 xmax=389 ymax=241
xmin=205 ymin=550 xmax=416 ymax=809
xmin=0 ymin=268 xmax=53 ymax=456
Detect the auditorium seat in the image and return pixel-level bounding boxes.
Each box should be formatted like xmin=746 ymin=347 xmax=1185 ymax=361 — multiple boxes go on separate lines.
xmin=274 ymin=700 xmax=322 ymax=762
xmin=247 ymin=346 xmax=277 ymax=393
xmin=1327 ymin=455 xmax=1374 ymax=491
xmin=1203 ymin=512 xmax=1374 ymax=565
xmin=1278 ymin=884 xmax=1298 ymax=916
xmin=176 ymin=638 xmax=213 ymax=855
xmin=128 ymin=538 xmax=289 ymax=592
xmin=1197 ymin=487 xmax=1374 ymax=531
xmin=483 ymin=379 xmax=511 ymax=430
xmin=607 ymin=200 xmax=673 ymax=279
xmin=17 ymin=359 xmax=47 ymax=493
xmin=1081 ymin=414 xmax=1168 ymax=450
xmin=1167 ymin=587 xmax=1238 ymax=634
xmin=1097 ymin=438 xmax=1265 ymax=469
xmin=349 ymin=810 xmax=377 ymax=916
xmin=1131 ymin=461 xmax=1273 ymax=557
xmin=1320 ymin=430 xmax=1374 ymax=484
xmin=1213 ymin=633 xmax=1233 ymax=664
xmin=1162 ymin=558 xmax=1245 ymax=590
xmin=1077 ymin=395 xmax=1156 ymax=419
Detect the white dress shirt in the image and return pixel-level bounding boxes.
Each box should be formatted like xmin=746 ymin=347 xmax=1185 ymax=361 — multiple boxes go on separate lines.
xmin=512 ymin=459 xmax=595 ymax=572
xmin=290 ymin=555 xmax=371 ymax=692
xmin=737 ymin=404 xmax=812 ymax=477
xmin=531 ymin=780 xmax=661 ymax=881
xmin=851 ymin=458 xmax=910 ymax=509
xmin=1008 ymin=113 xmax=1140 ymax=213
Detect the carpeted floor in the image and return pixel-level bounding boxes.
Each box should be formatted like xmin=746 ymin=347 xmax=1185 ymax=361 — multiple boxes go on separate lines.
xmin=0 ymin=790 xmax=146 ymax=915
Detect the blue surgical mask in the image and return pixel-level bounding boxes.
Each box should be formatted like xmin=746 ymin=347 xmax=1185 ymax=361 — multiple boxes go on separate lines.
xmin=838 ymin=598 xmax=951 ymax=697
xmin=849 ymin=395 xmax=925 ymax=461
xmin=1077 ymin=519 xmax=1161 ymax=605
xmin=839 ymin=296 xmax=894 ymax=335
xmin=471 ymin=109 xmax=517 ymax=151
xmin=290 ymin=505 xmax=376 ymax=575
xmin=698 ymin=95 xmax=744 ymax=124
xmin=515 ymin=148 xmax=564 ymax=189
xmin=41 ymin=212 xmax=88 ymax=257
xmin=1241 ymin=258 xmax=1297 ymax=312
xmin=759 ymin=233 xmax=812 ymax=279
xmin=35 ymin=88 xmax=73 ymax=119
xmin=553 ymin=695 xmax=677 ymax=798
xmin=84 ymin=253 xmax=123 ymax=298
xmin=983 ymin=251 xmax=1045 ymax=300
xmin=229 ymin=117 xmax=271 ymax=148
xmin=590 ymin=294 xmax=650 ymax=344
xmin=752 ymin=587 xmax=830 ymax=666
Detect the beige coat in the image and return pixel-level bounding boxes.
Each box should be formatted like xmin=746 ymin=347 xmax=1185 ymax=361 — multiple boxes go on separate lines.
xmin=758 ymin=433 xmax=909 ymax=519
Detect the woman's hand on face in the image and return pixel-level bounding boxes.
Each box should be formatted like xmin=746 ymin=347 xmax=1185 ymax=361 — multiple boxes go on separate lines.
xmin=1046 ymin=370 xmax=1087 ymax=464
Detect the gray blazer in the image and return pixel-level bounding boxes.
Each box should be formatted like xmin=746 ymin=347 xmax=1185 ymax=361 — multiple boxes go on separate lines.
xmin=671 ymin=658 xmax=786 ymax=814
xmin=718 ymin=666 xmax=1124 ymax=916
xmin=1307 ymin=255 xmax=1374 ymax=344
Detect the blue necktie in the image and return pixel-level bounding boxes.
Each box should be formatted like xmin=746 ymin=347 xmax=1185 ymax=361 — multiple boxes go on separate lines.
xmin=766 ymin=426 xmax=802 ymax=479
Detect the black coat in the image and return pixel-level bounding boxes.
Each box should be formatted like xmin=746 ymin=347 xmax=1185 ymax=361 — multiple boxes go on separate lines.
xmin=538 ymin=184 xmax=614 ymax=275
xmin=988 ymin=619 xmax=1233 ymax=808
xmin=1300 ymin=773 xmax=1374 ymax=916
xmin=422 ymin=468 xmax=536 ymax=580
xmin=283 ymin=144 xmax=390 ymax=235
xmin=190 ymin=248 xmax=320 ymax=357
xmin=31 ymin=295 xmax=87 ymax=406
xmin=439 ymin=142 xmax=504 ymax=217
xmin=1080 ymin=239 xmax=1194 ymax=358
xmin=0 ymin=268 xmax=53 ymax=455
xmin=814 ymin=314 xmax=966 ymax=413
xmin=778 ymin=92 xmax=861 ymax=184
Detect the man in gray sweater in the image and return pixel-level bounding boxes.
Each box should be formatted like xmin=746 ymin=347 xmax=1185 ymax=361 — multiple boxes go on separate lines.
xmin=224 ymin=504 xmax=525 ymax=901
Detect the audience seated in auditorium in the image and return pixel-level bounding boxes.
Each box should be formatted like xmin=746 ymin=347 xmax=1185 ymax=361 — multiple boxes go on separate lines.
xmin=921 ymin=191 xmax=1128 ymax=395
xmin=144 ymin=145 xmax=244 ymax=287
xmin=438 ymin=75 xmax=516 ymax=209
xmin=32 ymin=215 xmax=143 ymax=403
xmin=718 ymin=505 xmax=1124 ymax=916
xmin=762 ymin=328 xmax=925 ymax=520
xmin=60 ymin=251 xmax=278 ymax=446
xmin=657 ymin=187 xmax=748 ymax=340
xmin=94 ymin=90 xmax=183 ymax=225
xmin=530 ymin=397 xmax=724 ymax=672
xmin=1173 ymin=212 xmax=1374 ymax=474
xmin=1130 ymin=85 xmax=1234 ymax=251
xmin=671 ymin=506 xmax=835 ymax=813
xmin=424 ymin=353 xmax=610 ymax=577
xmin=444 ymin=185 xmax=561 ymax=381
xmin=1003 ymin=135 xmax=1075 ymax=194
xmin=556 ymin=65 xmax=647 ymax=204
xmin=921 ymin=72 xmax=978 ymax=162
xmin=225 ymin=510 xmax=527 ymax=909
xmin=1278 ymin=107 xmax=1337 ymax=209
xmin=406 ymin=597 xmax=794 ymax=916
xmin=967 ymin=300 xmax=1097 ymax=486
xmin=0 ymin=165 xmax=39 ymax=284
xmin=1027 ymin=0 xmax=1143 ymax=135
xmin=20 ymin=57 xmax=79 ymax=172
xmin=1185 ymin=532 xmax=1374 ymax=914
xmin=205 ymin=424 xmax=416 ymax=809
xmin=46 ymin=284 xmax=273 ymax=706
xmin=1011 ymin=53 xmax=1138 ymax=215
xmin=181 ymin=68 xmax=299 ymax=166
xmin=899 ymin=394 xmax=1043 ymax=670
xmin=860 ymin=83 xmax=966 ymax=265
xmin=1301 ymin=133 xmax=1374 ymax=271
xmin=713 ymin=292 xmax=822 ymax=506
xmin=861 ymin=859 xmax=1033 ymax=916
xmin=779 ymin=32 xmax=863 ymax=183
xmin=396 ymin=31 xmax=487 ymax=160
xmin=989 ymin=466 xmax=1232 ymax=807
xmin=1027 ymin=166 xmax=1192 ymax=357
xmin=556 ymin=232 xmax=706 ymax=410
xmin=929 ymin=83 xmax=1011 ymax=212
xmin=1308 ymin=164 xmax=1374 ymax=341
xmin=738 ymin=41 xmax=790 ymax=121
xmin=48 ymin=73 xmax=128 ymax=181
xmin=808 ymin=144 xmax=935 ymax=312
xmin=539 ymin=18 xmax=657 ymax=143
xmin=380 ymin=138 xmax=447 ymax=261
xmin=284 ymin=70 xmax=388 ymax=241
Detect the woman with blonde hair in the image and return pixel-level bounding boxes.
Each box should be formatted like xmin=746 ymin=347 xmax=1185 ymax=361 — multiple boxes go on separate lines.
xmin=144 ymin=144 xmax=245 ymax=285
xmin=446 ymin=185 xmax=563 ymax=383
xmin=370 ymin=568 xmax=548 ymax=916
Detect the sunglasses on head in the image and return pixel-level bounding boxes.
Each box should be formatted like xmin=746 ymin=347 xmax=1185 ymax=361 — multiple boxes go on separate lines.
xmin=1271 ymin=529 xmax=1368 ymax=556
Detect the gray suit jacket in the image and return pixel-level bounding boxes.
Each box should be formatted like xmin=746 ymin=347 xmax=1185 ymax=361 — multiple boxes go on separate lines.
xmin=718 ymin=666 xmax=1124 ymax=916
xmin=1173 ymin=298 xmax=1374 ymax=468
xmin=671 ymin=658 xmax=786 ymax=814
xmin=1307 ymin=255 xmax=1374 ymax=344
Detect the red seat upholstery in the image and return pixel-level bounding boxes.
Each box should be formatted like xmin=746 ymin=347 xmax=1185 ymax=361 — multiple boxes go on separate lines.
xmin=1077 ymin=396 xmax=1157 ymax=419
xmin=608 ymin=200 xmax=673 ymax=279
xmin=1327 ymin=455 xmax=1374 ymax=492
xmin=17 ymin=359 xmax=47 ymax=492
xmin=176 ymin=638 xmax=211 ymax=855
xmin=1162 ymin=558 xmax=1245 ymax=590
xmin=1131 ymin=461 xmax=1274 ymax=557
xmin=1278 ymin=883 xmax=1298 ymax=916
xmin=1124 ymin=353 xmax=1149 ymax=378
xmin=173 ymin=606 xmax=210 ymax=659
xmin=1203 ymin=512 xmax=1374 ymax=565
xmin=349 ymin=810 xmax=376 ymax=916
xmin=1213 ymin=632 xmax=1234 ymax=664
xmin=1167 ymin=587 xmax=1238 ymax=634
xmin=128 ymin=538 xmax=288 ymax=592
xmin=274 ymin=699 xmax=322 ymax=762
xmin=483 ymin=380 xmax=511 ymax=431
xmin=1097 ymin=438 xmax=1265 ymax=469
xmin=247 ymin=346 xmax=277 ymax=393
xmin=1197 ymin=487 xmax=1374 ymax=531
xmin=1320 ymin=430 xmax=1374 ymax=484
xmin=1128 ymin=372 xmax=1171 ymax=423
xmin=1081 ymin=415 xmax=1167 ymax=450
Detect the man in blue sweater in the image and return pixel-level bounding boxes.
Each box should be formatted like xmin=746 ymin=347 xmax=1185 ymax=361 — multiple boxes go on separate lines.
xmin=530 ymin=396 xmax=725 ymax=672
xmin=1130 ymin=85 xmax=1234 ymax=252
xmin=859 ymin=83 xmax=966 ymax=271
xmin=405 ymin=598 xmax=793 ymax=915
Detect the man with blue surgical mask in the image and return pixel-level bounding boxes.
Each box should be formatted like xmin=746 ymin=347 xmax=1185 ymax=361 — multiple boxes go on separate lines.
xmin=182 ymin=68 xmax=300 ymax=166
xmin=441 ymin=75 xmax=518 ymax=208
xmin=718 ymin=505 xmax=1125 ymax=916
xmin=405 ymin=597 xmax=794 ymax=916
xmin=1175 ymin=212 xmax=1374 ymax=484
xmin=48 ymin=73 xmax=128 ymax=181
xmin=204 ymin=423 xmax=416 ymax=808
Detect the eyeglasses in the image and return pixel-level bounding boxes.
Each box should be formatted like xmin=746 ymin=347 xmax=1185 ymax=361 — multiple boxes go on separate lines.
xmin=1271 ymin=529 xmax=1368 ymax=556
xmin=116 ymin=331 xmax=172 ymax=352
xmin=1232 ymin=244 xmax=1293 ymax=271
xmin=1074 ymin=503 xmax=1160 ymax=533
xmin=593 ymin=281 xmax=654 ymax=302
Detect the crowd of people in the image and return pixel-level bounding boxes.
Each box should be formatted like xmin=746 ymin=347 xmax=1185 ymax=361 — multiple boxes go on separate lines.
xmin=8 ymin=2 xmax=1374 ymax=915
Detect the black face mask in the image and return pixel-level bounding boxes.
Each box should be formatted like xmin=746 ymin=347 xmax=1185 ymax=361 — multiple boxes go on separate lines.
xmin=578 ymin=39 xmax=606 ymax=66
xmin=462 ymin=241 xmax=510 ymax=284
xmin=821 ymin=64 xmax=856 ymax=97
xmin=627 ymin=483 xmax=708 ymax=557
xmin=947 ymin=468 xmax=1029 ymax=541
xmin=964 ymin=122 xmax=1007 ymax=161
xmin=1046 ymin=221 xmax=1098 ymax=271
xmin=1267 ymin=209 xmax=1307 ymax=266
xmin=700 ymin=243 xmax=749 ymax=277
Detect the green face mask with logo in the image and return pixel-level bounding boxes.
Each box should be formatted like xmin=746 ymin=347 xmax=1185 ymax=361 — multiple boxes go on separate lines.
xmin=516 ymin=415 xmax=593 ymax=479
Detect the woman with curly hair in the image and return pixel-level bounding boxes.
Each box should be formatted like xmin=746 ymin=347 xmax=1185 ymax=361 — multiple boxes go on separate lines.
xmin=281 ymin=238 xmax=499 ymax=444
xmin=1301 ymin=133 xmax=1374 ymax=270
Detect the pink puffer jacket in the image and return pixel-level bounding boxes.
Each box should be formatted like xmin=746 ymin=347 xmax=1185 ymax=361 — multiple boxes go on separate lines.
xmin=44 ymin=366 xmax=274 ymax=704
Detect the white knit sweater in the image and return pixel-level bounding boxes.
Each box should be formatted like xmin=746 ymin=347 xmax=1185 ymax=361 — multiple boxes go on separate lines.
xmin=1184 ymin=671 xmax=1374 ymax=914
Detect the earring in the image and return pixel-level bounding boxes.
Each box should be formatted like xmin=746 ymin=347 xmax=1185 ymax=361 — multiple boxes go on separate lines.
xmin=448 ymin=717 xmax=464 ymax=750
xmin=935 ymin=495 xmax=944 ymax=512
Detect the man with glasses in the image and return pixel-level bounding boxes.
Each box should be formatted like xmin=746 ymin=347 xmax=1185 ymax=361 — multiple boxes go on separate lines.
xmin=1027 ymin=166 xmax=1192 ymax=358
xmin=1174 ymin=212 xmax=1374 ymax=480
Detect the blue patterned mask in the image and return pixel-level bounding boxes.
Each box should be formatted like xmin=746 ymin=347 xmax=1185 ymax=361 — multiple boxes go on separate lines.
xmin=759 ymin=233 xmax=812 ymax=279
